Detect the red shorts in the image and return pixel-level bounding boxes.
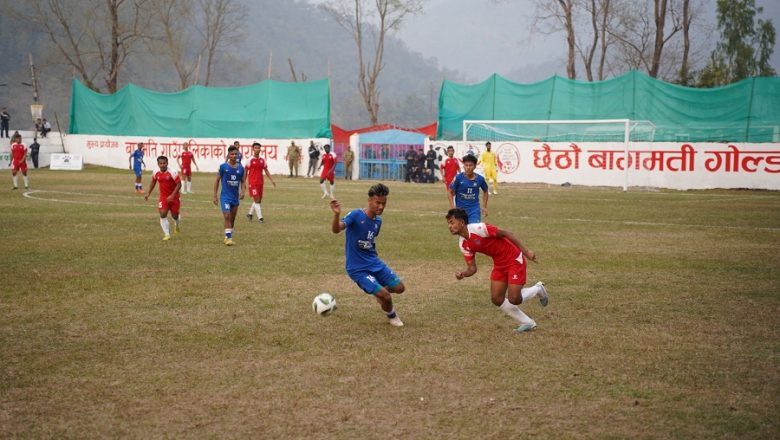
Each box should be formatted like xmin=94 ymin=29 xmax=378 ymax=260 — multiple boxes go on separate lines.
xmin=490 ymin=258 xmax=527 ymax=285
xmin=249 ymin=185 xmax=264 ymax=198
xmin=12 ymin=161 xmax=27 ymax=173
xmin=181 ymin=166 xmax=192 ymax=177
xmin=444 ymin=176 xmax=455 ymax=187
xmin=320 ymin=170 xmax=334 ymax=183
xmin=158 ymin=197 xmax=181 ymax=216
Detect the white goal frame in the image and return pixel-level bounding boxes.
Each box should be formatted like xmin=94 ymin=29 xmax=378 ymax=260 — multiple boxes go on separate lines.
xmin=463 ymin=119 xmax=656 ymax=191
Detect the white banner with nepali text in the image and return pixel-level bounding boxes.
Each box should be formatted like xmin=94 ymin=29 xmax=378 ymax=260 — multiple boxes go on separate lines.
xmin=430 ymin=141 xmax=780 ymax=190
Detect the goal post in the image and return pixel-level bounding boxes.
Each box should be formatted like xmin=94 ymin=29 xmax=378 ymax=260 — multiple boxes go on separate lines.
xmin=462 ymin=119 xmax=656 ymax=191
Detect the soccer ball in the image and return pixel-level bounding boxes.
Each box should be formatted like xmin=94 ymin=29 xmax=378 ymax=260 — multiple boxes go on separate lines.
xmin=312 ymin=293 xmax=337 ymax=315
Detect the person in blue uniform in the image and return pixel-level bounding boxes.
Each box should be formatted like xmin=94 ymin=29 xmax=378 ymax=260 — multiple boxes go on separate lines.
xmin=449 ymin=154 xmax=489 ymax=223
xmin=129 ymin=142 xmax=147 ymax=193
xmin=329 ymin=183 xmax=406 ymax=327
xmin=213 ymin=146 xmax=246 ymax=246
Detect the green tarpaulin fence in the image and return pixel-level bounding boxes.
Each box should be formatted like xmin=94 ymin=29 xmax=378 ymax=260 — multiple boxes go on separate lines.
xmin=69 ymin=78 xmax=332 ymax=138
xmin=437 ymin=70 xmax=780 ymax=142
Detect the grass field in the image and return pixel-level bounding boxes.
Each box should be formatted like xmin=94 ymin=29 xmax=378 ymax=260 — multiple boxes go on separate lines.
xmin=1 ymin=166 xmax=779 ymax=439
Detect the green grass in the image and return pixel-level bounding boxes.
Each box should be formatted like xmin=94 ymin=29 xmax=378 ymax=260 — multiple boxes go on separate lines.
xmin=1 ymin=167 xmax=779 ymax=438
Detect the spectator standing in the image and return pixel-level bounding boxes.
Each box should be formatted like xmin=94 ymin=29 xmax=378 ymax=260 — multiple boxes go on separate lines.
xmin=404 ymin=146 xmax=416 ymax=182
xmin=29 ymin=137 xmax=40 ymax=169
xmin=307 ymin=141 xmax=320 ymax=178
xmin=286 ymin=141 xmax=300 ymax=177
xmin=0 ymin=108 xmax=10 ymax=138
xmin=343 ymin=145 xmax=354 ymax=180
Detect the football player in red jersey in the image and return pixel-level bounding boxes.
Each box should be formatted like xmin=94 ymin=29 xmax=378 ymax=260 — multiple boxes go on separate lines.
xmin=318 ymin=144 xmax=337 ymax=199
xmin=177 ymin=144 xmax=199 ymax=194
xmin=9 ymin=133 xmax=29 ymax=190
xmin=446 ymin=208 xmax=549 ymax=332
xmin=245 ymin=142 xmax=276 ymax=223
xmin=145 ymin=156 xmax=182 ymax=241
xmin=441 ymin=145 xmax=460 ymax=208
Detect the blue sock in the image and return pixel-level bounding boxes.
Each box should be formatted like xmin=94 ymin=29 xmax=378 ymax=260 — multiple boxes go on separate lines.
xmin=386 ymin=310 xmax=397 ymax=319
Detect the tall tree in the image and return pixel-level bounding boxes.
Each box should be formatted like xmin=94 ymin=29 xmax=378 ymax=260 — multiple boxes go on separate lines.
xmin=17 ymin=0 xmax=153 ymax=93
xmin=533 ymin=0 xmax=577 ymax=79
xmin=322 ymin=0 xmax=422 ymax=125
xmin=699 ymin=0 xmax=776 ymax=86
xmin=200 ymin=0 xmax=244 ymax=87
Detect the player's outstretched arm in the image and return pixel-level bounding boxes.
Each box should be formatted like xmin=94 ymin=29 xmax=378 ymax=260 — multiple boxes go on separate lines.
xmin=456 ymin=259 xmax=477 ymax=280
xmin=497 ymin=228 xmax=537 ymax=263
xmin=329 ymin=200 xmax=345 ymax=233
xmin=265 ymin=168 xmax=276 ymax=187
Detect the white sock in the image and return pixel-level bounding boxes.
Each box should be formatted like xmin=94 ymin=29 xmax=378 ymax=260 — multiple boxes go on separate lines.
xmin=248 ymin=203 xmax=255 ymax=215
xmin=521 ymin=284 xmax=541 ymax=302
xmin=23 ymin=176 xmax=29 ymax=187
xmin=320 ymin=182 xmax=327 ymax=194
xmin=186 ymin=181 xmax=192 ymax=192
xmin=160 ymin=218 xmax=170 ymax=235
xmin=329 ymin=183 xmax=335 ymax=198
xmin=12 ymin=175 xmax=18 ymax=187
xmin=499 ymin=298 xmax=534 ymax=325
xmin=256 ymin=203 xmax=263 ymax=218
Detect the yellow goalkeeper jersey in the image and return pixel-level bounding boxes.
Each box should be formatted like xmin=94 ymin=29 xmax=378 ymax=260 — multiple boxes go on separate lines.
xmin=480 ymin=150 xmax=497 ymax=170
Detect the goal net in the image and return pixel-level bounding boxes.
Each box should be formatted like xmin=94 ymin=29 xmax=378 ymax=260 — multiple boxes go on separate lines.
xmin=462 ymin=119 xmax=657 ymax=191
xmin=463 ymin=119 xmax=656 ymax=144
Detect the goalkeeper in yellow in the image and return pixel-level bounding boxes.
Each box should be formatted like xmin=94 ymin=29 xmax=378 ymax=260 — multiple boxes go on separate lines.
xmin=478 ymin=142 xmax=499 ymax=195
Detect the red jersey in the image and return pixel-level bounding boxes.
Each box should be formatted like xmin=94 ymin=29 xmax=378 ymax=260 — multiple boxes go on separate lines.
xmin=11 ymin=143 xmax=26 ymax=164
xmin=458 ymin=223 xmax=522 ymax=268
xmin=152 ymin=169 xmax=181 ymax=200
xmin=247 ymin=157 xmax=268 ymax=187
xmin=320 ymin=153 xmax=336 ymax=178
xmin=442 ymin=157 xmax=460 ymax=183
xmin=180 ymin=151 xmax=194 ymax=169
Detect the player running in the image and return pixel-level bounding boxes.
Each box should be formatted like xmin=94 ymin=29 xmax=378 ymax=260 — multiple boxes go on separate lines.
xmin=478 ymin=141 xmax=499 ymax=194
xmin=441 ymin=145 xmax=460 ymax=208
xmin=449 ymin=154 xmax=489 ymax=223
xmin=245 ymin=142 xmax=276 ymax=223
xmin=318 ymin=144 xmax=337 ymax=199
xmin=329 ymin=183 xmax=406 ymax=327
xmin=9 ymin=133 xmax=29 ymax=190
xmin=129 ymin=142 xmax=146 ymax=193
xmin=446 ymin=208 xmax=549 ymax=332
xmin=177 ymin=144 xmax=199 ymax=194
xmin=213 ymin=146 xmax=246 ymax=246
xmin=144 ymin=156 xmax=182 ymax=241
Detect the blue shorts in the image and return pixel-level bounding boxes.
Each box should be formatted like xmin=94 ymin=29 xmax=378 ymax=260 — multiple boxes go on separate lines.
xmin=464 ymin=206 xmax=481 ymax=223
xmin=219 ymin=197 xmax=239 ymax=213
xmin=348 ymin=265 xmax=401 ymax=295
xmin=133 ymin=167 xmax=142 ymax=177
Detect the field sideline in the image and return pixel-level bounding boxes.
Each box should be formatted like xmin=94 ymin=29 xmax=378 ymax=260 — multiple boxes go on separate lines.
xmin=1 ymin=166 xmax=778 ymax=438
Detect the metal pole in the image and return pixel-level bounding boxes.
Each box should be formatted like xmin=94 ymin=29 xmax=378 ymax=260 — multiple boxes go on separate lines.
xmin=29 ymin=53 xmax=39 ymax=104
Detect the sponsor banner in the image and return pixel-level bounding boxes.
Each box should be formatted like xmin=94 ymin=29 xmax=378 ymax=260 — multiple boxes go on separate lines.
xmin=66 ymin=135 xmax=330 ymax=176
xmin=434 ymin=141 xmax=780 ymax=190
xmin=50 ymin=153 xmax=84 ymax=170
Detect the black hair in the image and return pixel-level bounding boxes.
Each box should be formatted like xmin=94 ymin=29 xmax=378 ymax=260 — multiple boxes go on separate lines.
xmin=462 ymin=154 xmax=477 ymax=164
xmin=252 ymin=142 xmax=261 ymax=147
xmin=227 ymin=146 xmax=238 ymax=153
xmin=157 ymin=155 xmax=168 ymax=162
xmin=446 ymin=208 xmax=469 ymax=223
xmin=368 ymin=183 xmax=389 ymax=198
xmin=447 ymin=145 xmax=454 ymax=150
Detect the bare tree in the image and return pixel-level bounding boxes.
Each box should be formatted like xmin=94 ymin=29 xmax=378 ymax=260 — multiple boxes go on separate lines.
xmin=199 ymin=0 xmax=243 ymax=86
xmin=149 ymin=0 xmax=198 ymax=89
xmin=533 ymin=0 xmax=577 ymax=79
xmin=17 ymin=0 xmax=152 ymax=93
xmin=322 ymin=0 xmax=422 ymax=125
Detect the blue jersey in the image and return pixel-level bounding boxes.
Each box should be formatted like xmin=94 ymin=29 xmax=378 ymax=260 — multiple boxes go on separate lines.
xmin=131 ymin=149 xmax=144 ymax=170
xmin=343 ymin=208 xmax=384 ymax=273
xmin=218 ymin=162 xmax=245 ymax=203
xmin=450 ymin=172 xmax=488 ymax=212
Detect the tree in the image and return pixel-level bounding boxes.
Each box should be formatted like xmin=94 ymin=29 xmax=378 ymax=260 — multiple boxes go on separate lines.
xmin=322 ymin=0 xmax=422 ymax=125
xmin=200 ymin=0 xmax=244 ymax=86
xmin=18 ymin=0 xmax=153 ymax=94
xmin=699 ymin=0 xmax=776 ymax=87
xmin=533 ymin=0 xmax=577 ymax=79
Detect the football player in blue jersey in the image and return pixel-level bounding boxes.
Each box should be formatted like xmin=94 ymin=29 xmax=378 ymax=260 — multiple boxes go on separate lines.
xmin=329 ymin=183 xmax=406 ymax=327
xmin=449 ymin=154 xmax=489 ymax=223
xmin=213 ymin=145 xmax=246 ymax=246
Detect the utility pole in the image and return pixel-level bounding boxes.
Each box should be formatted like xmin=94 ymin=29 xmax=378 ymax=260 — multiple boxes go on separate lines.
xmin=28 ymin=53 xmax=39 ymax=104
xmin=267 ymin=51 xmax=273 ymax=79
